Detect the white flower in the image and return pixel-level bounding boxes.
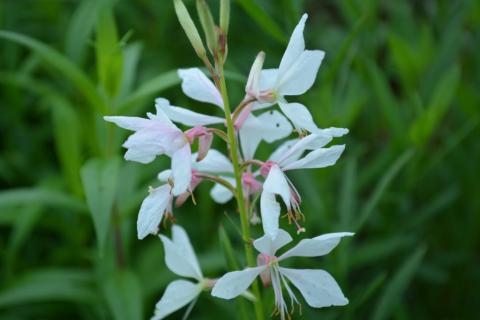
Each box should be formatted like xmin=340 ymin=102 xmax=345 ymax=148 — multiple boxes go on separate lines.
xmin=152 ymin=225 xmax=210 ymax=319
xmin=105 ymin=98 xmax=212 ymax=196
xmin=159 ymin=68 xmax=293 ymax=160
xmin=137 ymin=184 xmax=173 ymax=240
xmin=259 ymin=134 xmax=345 ymax=238
xmin=158 ymin=149 xmax=236 ymax=205
xmin=212 ymin=229 xmax=353 ymax=320
xmin=247 ymin=14 xmax=348 ymax=137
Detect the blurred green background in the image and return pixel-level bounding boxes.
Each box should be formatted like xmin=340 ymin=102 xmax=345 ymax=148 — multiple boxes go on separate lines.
xmin=1 ymin=0 xmax=479 ymax=319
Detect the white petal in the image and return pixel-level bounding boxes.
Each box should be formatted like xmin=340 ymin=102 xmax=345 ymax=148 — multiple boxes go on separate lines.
xmin=158 ymin=103 xmax=224 ymax=127
xmin=211 ymin=266 xmax=265 ymax=299
xmin=268 ymin=139 xmax=300 ymax=163
xmin=178 ymin=68 xmax=223 ymax=108
xmin=279 ymin=101 xmax=319 ymax=133
xmin=253 ymin=229 xmax=292 ymax=256
xmin=277 ymin=50 xmax=325 ymax=96
xmin=210 ymin=177 xmax=235 ymax=204
xmin=137 ymin=185 xmax=171 ymax=239
xmin=157 ymin=169 xmax=172 ymax=182
xmin=238 ymin=115 xmax=263 ymax=160
xmin=239 ymin=111 xmax=292 ymax=160
xmin=259 ymin=68 xmax=279 ymax=92
xmin=172 ymin=225 xmax=203 ymax=279
xmin=192 ymin=149 xmax=233 ymax=174
xmin=263 ymin=165 xmax=291 ymax=208
xmin=278 ymin=14 xmax=307 ymax=79
xmin=152 ymin=98 xmax=177 ymax=127
xmin=152 ymin=280 xmax=202 ymax=320
xmin=260 ymin=191 xmax=281 ymax=239
xmin=256 ymin=110 xmax=293 ymax=143
xmin=171 ymin=144 xmax=192 ymax=196
xmin=104 ymin=116 xmax=151 ymax=131
xmin=279 ymin=232 xmax=354 ymax=260
xmin=276 ymin=134 xmax=332 ymax=167
xmin=160 ymin=233 xmax=203 ymax=280
xmin=279 ymin=268 xmax=348 ymax=308
xmin=282 ymin=145 xmax=345 ymax=171
xmin=316 ymin=127 xmax=349 ymax=137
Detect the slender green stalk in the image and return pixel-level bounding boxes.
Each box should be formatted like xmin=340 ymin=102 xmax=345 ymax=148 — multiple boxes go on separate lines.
xmin=218 ymin=67 xmax=264 ymax=320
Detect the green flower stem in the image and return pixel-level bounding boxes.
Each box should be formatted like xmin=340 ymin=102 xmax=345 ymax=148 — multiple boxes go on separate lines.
xmin=218 ymin=67 xmax=264 ymax=320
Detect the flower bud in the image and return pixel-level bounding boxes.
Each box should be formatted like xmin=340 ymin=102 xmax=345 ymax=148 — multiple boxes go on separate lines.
xmin=196 ymin=0 xmax=217 ymax=54
xmin=246 ymin=51 xmax=265 ymax=98
xmin=220 ymin=0 xmax=230 ymax=36
xmin=173 ymin=0 xmax=206 ymax=58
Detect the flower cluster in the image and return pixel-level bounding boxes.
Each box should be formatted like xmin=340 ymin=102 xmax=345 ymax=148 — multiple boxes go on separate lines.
xmin=105 ymin=7 xmax=353 ymax=320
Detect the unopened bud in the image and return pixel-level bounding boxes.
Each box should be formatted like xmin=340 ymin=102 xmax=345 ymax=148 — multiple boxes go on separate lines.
xmin=196 ymin=0 xmax=217 ymax=54
xmin=173 ymin=0 xmax=206 ymax=58
xmin=220 ymin=0 xmax=230 ymax=36
xmin=246 ymin=51 xmax=265 ymax=97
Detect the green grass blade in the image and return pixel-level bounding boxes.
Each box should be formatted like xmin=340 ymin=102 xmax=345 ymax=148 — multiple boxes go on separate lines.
xmin=103 ymin=270 xmax=143 ymax=320
xmin=0 ymin=269 xmax=95 ymax=308
xmin=117 ymin=70 xmax=180 ymax=114
xmin=95 ymin=4 xmax=123 ymax=98
xmin=65 ymin=0 xmax=101 ymax=63
xmin=0 ymin=30 xmax=105 ymax=113
xmin=235 ymin=0 xmax=287 ymax=43
xmin=356 ymin=149 xmax=414 ymax=231
xmin=372 ymin=246 xmax=427 ymax=320
xmin=0 ymin=188 xmax=87 ymax=213
xmin=81 ymin=157 xmax=121 ymax=255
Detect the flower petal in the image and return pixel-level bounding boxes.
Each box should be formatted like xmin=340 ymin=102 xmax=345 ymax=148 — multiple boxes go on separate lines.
xmin=246 ymin=52 xmax=265 ymax=97
xmin=276 ymin=133 xmax=332 ymax=167
xmin=197 ymin=132 xmax=213 ymax=161
xmin=172 ymin=225 xmax=203 ymax=279
xmin=260 ymin=191 xmax=281 ymax=239
xmin=160 ymin=233 xmax=203 ymax=280
xmin=279 ymin=232 xmax=354 ymax=260
xmin=193 ymin=149 xmax=233 ymax=174
xmin=316 ymin=127 xmax=349 ymax=137
xmin=152 ymin=279 xmax=202 ymax=320
xmin=253 ymin=229 xmax=292 ymax=256
xmin=282 ymin=145 xmax=345 ymax=171
xmin=211 ymin=266 xmax=266 ymax=299
xmin=137 ymin=185 xmax=171 ymax=240
xmin=278 ymin=101 xmax=319 ymax=133
xmin=178 ymin=68 xmax=223 ymax=108
xmin=278 ymin=14 xmax=307 ymax=80
xmin=279 ymin=268 xmax=348 ymax=308
xmin=263 ymin=164 xmax=291 ymax=208
xmin=256 ymin=110 xmax=293 ymax=143
xmin=277 ymin=50 xmax=325 ymax=96
xmin=104 ymin=116 xmax=151 ymax=131
xmin=157 ymin=169 xmax=172 ymax=182
xmin=171 ymin=144 xmax=192 ymax=196
xmin=259 ymin=68 xmax=279 ymax=92
xmin=157 ymin=103 xmax=224 ymax=126
xmin=239 ymin=111 xmax=292 ymax=160
xmin=210 ymin=177 xmax=235 ymax=204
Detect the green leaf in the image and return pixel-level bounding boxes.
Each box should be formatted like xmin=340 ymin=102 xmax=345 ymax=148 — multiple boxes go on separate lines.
xmin=0 ymin=188 xmax=86 ymax=213
xmin=0 ymin=30 xmax=105 ymax=113
xmin=95 ymin=4 xmax=124 ymax=98
xmin=410 ymin=65 xmax=460 ymax=147
xmin=372 ymin=246 xmax=427 ymax=320
xmin=235 ymin=0 xmax=287 ymax=43
xmin=356 ymin=149 xmax=414 ymax=231
xmin=0 ymin=269 xmax=95 ymax=308
xmin=103 ymin=270 xmax=143 ymax=320
xmin=51 ymin=96 xmax=83 ymax=196
xmin=81 ymin=157 xmax=121 ymax=254
xmin=65 ymin=0 xmax=101 ymax=63
xmin=117 ymin=70 xmax=180 ymax=114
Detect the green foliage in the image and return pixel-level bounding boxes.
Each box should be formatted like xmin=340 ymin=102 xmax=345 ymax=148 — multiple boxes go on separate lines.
xmin=0 ymin=0 xmax=479 ymax=319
